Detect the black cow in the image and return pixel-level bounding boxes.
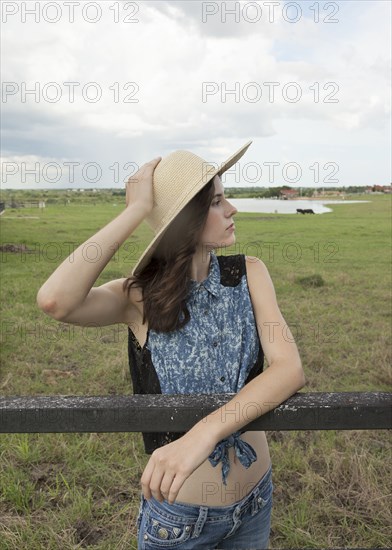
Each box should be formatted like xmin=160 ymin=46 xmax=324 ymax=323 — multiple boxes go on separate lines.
xmin=296 ymin=208 xmax=315 ymax=214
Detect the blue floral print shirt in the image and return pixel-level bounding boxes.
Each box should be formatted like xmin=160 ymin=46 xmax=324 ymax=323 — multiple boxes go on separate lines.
xmin=142 ymin=251 xmax=261 ymax=485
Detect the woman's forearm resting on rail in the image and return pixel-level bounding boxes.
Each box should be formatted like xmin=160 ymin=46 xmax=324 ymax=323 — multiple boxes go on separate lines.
xmin=191 ymin=359 xmax=306 ymax=444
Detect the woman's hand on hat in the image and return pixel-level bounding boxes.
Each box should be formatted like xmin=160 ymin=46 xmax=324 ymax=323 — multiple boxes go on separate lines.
xmin=140 ymin=429 xmax=217 ymax=505
xmin=125 ymin=157 xmax=161 ymax=216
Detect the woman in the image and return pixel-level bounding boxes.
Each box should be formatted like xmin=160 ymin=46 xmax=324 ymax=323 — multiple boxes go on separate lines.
xmin=37 ymin=141 xmax=305 ymax=549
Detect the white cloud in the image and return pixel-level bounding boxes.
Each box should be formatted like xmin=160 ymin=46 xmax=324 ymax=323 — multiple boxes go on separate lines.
xmin=1 ymin=0 xmax=390 ymax=188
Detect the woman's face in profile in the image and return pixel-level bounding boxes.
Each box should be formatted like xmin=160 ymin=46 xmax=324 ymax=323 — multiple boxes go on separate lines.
xmin=198 ymin=175 xmax=238 ymax=251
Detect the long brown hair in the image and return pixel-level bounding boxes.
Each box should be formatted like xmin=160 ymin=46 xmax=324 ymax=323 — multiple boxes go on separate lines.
xmin=123 ymin=177 xmax=216 ymax=333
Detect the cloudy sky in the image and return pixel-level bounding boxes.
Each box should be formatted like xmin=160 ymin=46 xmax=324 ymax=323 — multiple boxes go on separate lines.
xmin=1 ymin=0 xmax=391 ymax=189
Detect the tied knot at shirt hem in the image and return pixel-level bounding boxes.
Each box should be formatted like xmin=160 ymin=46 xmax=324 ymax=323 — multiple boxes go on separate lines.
xmin=208 ymin=430 xmax=258 ymax=486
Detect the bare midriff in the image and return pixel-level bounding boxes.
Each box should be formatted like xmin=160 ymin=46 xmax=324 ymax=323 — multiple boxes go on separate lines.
xmin=127 ymin=294 xmax=271 ymax=508
xmin=175 ymin=430 xmax=271 ymax=506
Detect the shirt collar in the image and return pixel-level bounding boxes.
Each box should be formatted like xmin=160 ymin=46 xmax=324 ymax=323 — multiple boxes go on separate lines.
xmin=188 ymin=252 xmax=221 ymax=299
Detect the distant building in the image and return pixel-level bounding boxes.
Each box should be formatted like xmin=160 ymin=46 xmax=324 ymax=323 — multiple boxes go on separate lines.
xmin=280 ymin=189 xmax=298 ymax=200
xmin=365 ymin=185 xmax=392 ymax=194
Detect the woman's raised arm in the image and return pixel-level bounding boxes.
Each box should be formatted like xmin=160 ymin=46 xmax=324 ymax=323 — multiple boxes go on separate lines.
xmin=36 ymin=157 xmax=161 ymax=325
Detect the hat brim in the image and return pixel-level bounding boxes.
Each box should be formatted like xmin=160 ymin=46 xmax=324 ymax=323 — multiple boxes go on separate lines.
xmin=131 ymin=140 xmax=252 ymax=276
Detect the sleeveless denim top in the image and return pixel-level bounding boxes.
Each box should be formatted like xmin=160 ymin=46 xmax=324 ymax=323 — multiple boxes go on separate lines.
xmin=127 ymin=252 xmax=265 ymax=485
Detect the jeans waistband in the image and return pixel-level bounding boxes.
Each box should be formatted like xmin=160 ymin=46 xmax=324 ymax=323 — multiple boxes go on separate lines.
xmin=144 ymin=461 xmax=272 ymax=519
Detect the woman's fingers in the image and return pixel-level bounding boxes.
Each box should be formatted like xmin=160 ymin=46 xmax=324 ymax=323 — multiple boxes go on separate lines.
xmin=140 ymin=452 xmax=170 ymax=501
xmin=134 ymin=157 xmax=161 ymax=181
xmin=141 ymin=447 xmax=185 ymax=503
xmin=125 ymin=156 xmax=161 ymax=214
xmin=137 ymin=157 xmax=162 ymax=181
xmin=148 ymin=468 xmax=166 ymax=502
xmin=140 ymin=430 xmax=216 ymax=505
xmin=166 ymin=474 xmax=187 ymax=505
xmin=140 ymin=457 xmax=156 ymax=500
xmin=160 ymin=471 xmax=177 ymax=502
xmin=143 ymin=465 xmax=184 ymax=505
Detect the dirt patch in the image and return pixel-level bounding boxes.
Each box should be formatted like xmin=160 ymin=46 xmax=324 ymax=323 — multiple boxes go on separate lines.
xmin=41 ymin=368 xmax=77 ymax=386
xmin=74 ymin=519 xmax=105 ymax=547
xmin=0 ymin=243 xmax=34 ymax=253
xmin=31 ymin=464 xmax=56 ymax=485
xmin=295 ymin=273 xmax=326 ymax=288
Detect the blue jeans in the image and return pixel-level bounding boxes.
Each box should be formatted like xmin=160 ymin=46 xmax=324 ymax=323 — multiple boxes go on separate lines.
xmin=136 ymin=462 xmax=273 ymax=549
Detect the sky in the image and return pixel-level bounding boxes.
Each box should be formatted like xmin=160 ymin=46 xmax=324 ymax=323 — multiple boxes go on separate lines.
xmin=1 ymin=0 xmax=391 ymax=189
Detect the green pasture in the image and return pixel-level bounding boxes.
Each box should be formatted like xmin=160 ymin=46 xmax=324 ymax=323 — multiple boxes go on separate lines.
xmin=0 ymin=194 xmax=391 ymax=549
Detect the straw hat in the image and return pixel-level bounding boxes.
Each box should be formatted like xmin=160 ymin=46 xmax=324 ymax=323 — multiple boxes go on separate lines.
xmin=131 ymin=140 xmax=253 ymax=276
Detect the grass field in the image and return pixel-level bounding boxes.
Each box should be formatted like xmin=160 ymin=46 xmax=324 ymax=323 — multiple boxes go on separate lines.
xmin=0 ymin=194 xmax=391 ymax=549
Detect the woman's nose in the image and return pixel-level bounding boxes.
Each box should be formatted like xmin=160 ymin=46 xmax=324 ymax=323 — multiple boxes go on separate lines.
xmin=227 ymin=201 xmax=237 ymax=216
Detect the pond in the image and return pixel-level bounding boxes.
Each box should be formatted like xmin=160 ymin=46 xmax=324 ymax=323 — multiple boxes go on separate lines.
xmin=228 ymin=198 xmax=371 ymax=214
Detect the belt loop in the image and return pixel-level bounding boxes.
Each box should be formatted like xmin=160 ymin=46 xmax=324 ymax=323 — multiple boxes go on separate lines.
xmin=191 ymin=505 xmax=208 ymax=539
